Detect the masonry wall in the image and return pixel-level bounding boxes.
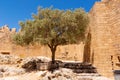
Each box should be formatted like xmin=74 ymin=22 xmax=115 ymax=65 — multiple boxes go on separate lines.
xmin=0 ymin=26 xmax=13 ymax=53
xmin=11 ymin=43 xmax=84 ymax=61
xmin=89 ymin=0 xmax=120 ymax=78
xmin=0 ymin=26 xmax=84 ymax=61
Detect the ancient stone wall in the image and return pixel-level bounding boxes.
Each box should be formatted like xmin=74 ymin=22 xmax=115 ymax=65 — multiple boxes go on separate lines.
xmin=0 ymin=25 xmax=15 ymax=53
xmin=0 ymin=25 xmax=84 ymax=61
xmin=11 ymin=43 xmax=84 ymax=61
xmin=89 ymin=0 xmax=120 ymax=78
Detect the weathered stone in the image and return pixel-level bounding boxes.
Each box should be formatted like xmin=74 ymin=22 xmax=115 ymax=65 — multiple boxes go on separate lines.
xmin=48 ymin=61 xmax=59 ymax=71
xmin=88 ymin=0 xmax=120 ymax=78
xmin=36 ymin=62 xmax=48 ymax=71
xmin=21 ymin=58 xmax=42 ymax=71
xmin=0 ymin=54 xmax=22 ymax=64
xmin=0 ymin=0 xmax=120 ymax=79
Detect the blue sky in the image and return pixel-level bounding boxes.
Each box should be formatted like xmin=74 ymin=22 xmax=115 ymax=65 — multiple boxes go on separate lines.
xmin=0 ymin=0 xmax=101 ymax=31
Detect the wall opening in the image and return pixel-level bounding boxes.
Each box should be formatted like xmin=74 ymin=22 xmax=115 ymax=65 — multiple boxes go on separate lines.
xmin=0 ymin=52 xmax=10 ymax=55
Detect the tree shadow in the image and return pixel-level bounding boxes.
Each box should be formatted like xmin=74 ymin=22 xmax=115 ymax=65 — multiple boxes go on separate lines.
xmin=83 ymin=32 xmax=91 ymax=63
xmin=48 ymin=60 xmax=63 ymax=73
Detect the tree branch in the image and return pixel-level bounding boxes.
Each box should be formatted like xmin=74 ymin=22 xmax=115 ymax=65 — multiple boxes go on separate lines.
xmin=48 ymin=44 xmax=52 ymax=48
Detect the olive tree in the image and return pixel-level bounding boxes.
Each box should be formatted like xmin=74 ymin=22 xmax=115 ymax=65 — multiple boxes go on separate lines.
xmin=13 ymin=7 xmax=89 ymax=63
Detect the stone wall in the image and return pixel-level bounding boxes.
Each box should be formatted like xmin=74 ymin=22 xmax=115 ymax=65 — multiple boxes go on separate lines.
xmin=0 ymin=25 xmax=84 ymax=61
xmin=11 ymin=43 xmax=84 ymax=61
xmin=89 ymin=0 xmax=120 ymax=78
xmin=0 ymin=25 xmax=15 ymax=53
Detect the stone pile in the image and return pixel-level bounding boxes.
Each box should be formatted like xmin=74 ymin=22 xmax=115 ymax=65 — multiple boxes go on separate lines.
xmin=0 ymin=65 xmax=25 ymax=77
xmin=0 ymin=54 xmax=22 ymax=64
xmin=0 ymin=68 xmax=110 ymax=80
xmin=39 ymin=68 xmax=94 ymax=80
xmin=21 ymin=57 xmax=51 ymax=71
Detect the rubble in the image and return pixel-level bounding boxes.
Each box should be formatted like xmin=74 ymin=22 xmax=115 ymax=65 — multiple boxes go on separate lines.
xmin=0 ymin=54 xmax=22 ymax=64
xmin=0 ymin=55 xmax=112 ymax=80
xmin=37 ymin=68 xmax=110 ymax=80
xmin=0 ymin=65 xmax=25 ymax=77
xmin=21 ymin=57 xmax=51 ymax=71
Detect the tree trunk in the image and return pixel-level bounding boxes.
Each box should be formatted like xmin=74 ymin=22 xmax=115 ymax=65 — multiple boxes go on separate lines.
xmin=51 ymin=48 xmax=56 ymax=63
xmin=48 ymin=45 xmax=57 ymax=64
xmin=48 ymin=44 xmax=57 ymax=64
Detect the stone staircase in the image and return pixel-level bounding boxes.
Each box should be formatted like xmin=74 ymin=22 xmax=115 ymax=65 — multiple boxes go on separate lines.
xmin=60 ymin=62 xmax=97 ymax=73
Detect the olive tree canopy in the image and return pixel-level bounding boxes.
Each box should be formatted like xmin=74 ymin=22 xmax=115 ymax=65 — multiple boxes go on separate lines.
xmin=13 ymin=7 xmax=89 ymax=63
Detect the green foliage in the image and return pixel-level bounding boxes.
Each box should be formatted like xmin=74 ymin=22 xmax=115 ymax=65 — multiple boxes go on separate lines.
xmin=13 ymin=7 xmax=89 ymax=62
xmin=13 ymin=33 xmax=24 ymax=46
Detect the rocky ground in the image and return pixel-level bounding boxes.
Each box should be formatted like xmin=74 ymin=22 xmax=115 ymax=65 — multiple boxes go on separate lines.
xmin=0 ymin=54 xmax=112 ymax=80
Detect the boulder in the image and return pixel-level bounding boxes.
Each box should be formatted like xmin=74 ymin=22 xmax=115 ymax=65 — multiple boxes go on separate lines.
xmin=36 ymin=62 xmax=48 ymax=71
xmin=21 ymin=58 xmax=41 ymax=71
xmin=21 ymin=57 xmax=51 ymax=71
